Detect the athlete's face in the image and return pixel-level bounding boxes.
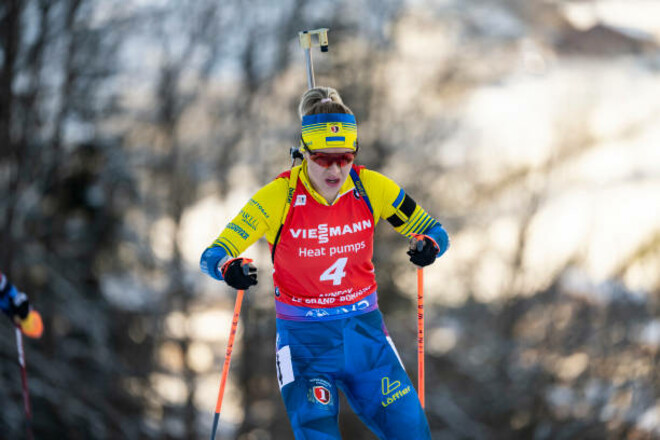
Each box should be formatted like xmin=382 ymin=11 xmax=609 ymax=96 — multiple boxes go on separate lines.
xmin=304 ymin=148 xmax=354 ymax=204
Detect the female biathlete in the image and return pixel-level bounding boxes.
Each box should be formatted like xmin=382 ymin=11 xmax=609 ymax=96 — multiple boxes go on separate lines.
xmin=200 ymin=87 xmax=449 ymax=439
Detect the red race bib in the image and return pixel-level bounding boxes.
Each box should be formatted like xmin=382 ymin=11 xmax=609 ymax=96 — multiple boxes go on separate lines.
xmin=273 ymin=177 xmax=377 ymax=308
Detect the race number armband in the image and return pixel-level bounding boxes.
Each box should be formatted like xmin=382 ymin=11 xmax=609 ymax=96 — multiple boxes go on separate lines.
xmin=387 ymin=190 xmax=439 ymax=238
xmin=381 ymin=186 xmax=449 ymax=258
xmin=386 ymin=190 xmax=417 ymax=228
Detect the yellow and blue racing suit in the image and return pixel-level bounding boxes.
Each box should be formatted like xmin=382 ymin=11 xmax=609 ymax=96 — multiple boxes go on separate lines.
xmin=201 ymin=163 xmax=448 ymax=439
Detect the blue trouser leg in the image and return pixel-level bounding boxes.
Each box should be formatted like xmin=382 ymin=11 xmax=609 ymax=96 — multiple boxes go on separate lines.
xmin=340 ymin=312 xmax=431 ymax=439
xmin=275 ymin=311 xmax=431 ymax=439
xmin=280 ymin=374 xmax=341 ymax=440
xmin=276 ymin=320 xmax=343 ymax=439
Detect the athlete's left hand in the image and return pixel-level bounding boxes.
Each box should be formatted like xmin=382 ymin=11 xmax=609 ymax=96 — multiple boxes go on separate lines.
xmin=407 ymin=235 xmax=439 ymax=267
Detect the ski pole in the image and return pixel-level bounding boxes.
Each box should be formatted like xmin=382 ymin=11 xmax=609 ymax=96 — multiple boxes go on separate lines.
xmin=15 ymin=325 xmax=34 ymax=440
xmin=417 ymin=266 xmax=425 ymax=409
xmin=410 ymin=234 xmax=426 ymax=408
xmin=298 ymin=28 xmax=329 ymax=90
xmin=210 ymin=288 xmax=245 ymax=440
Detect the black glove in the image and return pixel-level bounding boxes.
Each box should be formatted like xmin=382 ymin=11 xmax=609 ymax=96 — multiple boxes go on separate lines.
xmin=221 ymin=258 xmax=258 ymax=290
xmin=407 ymin=235 xmax=439 ymax=267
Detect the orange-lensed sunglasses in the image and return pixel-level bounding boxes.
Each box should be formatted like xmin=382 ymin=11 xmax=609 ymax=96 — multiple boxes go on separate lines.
xmin=308 ymin=152 xmax=356 ymax=168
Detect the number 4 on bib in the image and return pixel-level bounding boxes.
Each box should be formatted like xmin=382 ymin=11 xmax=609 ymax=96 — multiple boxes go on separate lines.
xmin=320 ymin=257 xmax=348 ymax=286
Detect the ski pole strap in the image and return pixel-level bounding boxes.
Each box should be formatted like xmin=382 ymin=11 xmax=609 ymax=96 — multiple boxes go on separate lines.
xmin=271 ymin=166 xmax=301 ymax=263
xmin=350 ymin=167 xmax=373 ymax=216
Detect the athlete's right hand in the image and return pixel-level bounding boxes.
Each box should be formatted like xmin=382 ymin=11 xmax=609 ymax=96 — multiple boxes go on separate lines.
xmin=221 ymin=258 xmax=258 ymax=290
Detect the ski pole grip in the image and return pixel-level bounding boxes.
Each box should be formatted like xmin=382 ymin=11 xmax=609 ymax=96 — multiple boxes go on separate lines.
xmin=241 ymin=258 xmax=254 ymax=276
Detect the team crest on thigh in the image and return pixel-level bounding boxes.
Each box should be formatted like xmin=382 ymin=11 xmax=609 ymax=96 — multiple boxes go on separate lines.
xmin=308 ymin=378 xmax=333 ymax=406
xmin=313 ymin=386 xmax=331 ymax=404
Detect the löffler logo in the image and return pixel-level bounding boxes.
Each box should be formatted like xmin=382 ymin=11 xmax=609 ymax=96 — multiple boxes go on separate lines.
xmin=381 ymin=376 xmax=411 ymax=408
xmin=381 ymin=377 xmax=401 ymax=395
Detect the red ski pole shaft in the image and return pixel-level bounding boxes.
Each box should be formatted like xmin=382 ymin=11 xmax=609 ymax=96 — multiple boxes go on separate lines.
xmin=15 ymin=326 xmax=34 ymax=440
xmin=417 ymin=267 xmax=425 ymax=409
xmin=210 ymin=289 xmax=244 ymax=440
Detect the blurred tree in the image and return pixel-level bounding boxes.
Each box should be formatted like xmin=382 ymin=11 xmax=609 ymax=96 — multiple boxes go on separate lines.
xmin=0 ymin=0 xmax=148 ymax=438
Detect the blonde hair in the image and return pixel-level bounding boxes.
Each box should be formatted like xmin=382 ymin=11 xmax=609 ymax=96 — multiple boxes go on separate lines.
xmin=298 ymin=86 xmax=353 ymax=120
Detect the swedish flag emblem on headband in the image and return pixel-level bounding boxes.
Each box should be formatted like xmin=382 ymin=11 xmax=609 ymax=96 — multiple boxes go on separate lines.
xmin=301 ymin=113 xmax=358 ymax=152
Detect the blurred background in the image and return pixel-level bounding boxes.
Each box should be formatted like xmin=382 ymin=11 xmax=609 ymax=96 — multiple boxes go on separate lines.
xmin=1 ymin=0 xmax=659 ymax=439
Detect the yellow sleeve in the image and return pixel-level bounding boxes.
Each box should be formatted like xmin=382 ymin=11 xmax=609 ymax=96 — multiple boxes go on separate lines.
xmin=209 ymin=176 xmax=288 ymax=256
xmin=360 ymin=169 xmax=440 ymax=238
